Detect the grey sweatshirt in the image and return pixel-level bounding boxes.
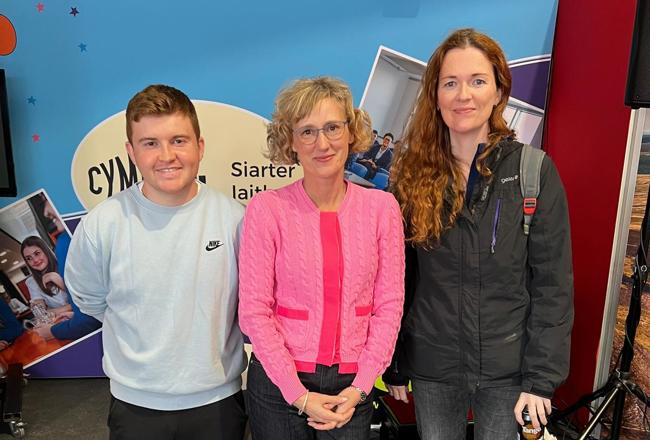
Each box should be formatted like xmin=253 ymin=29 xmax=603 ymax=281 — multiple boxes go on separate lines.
xmin=65 ymin=183 xmax=246 ymax=410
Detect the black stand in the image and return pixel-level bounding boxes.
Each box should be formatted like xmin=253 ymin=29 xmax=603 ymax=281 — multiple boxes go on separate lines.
xmin=553 ymin=187 xmax=650 ymax=439
xmin=0 ymin=363 xmax=26 ymax=438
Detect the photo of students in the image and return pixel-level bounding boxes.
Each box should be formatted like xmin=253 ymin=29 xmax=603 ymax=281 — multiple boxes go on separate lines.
xmin=383 ymin=28 xmax=573 ymax=439
xmin=0 ymin=190 xmax=101 ymax=368
xmin=356 ymin=132 xmax=394 ymax=179
xmin=239 ymin=77 xmax=405 ymax=439
xmin=31 ymin=231 xmax=101 ymax=342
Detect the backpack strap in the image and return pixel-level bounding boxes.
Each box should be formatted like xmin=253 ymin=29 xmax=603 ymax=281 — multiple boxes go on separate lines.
xmin=519 ymin=144 xmax=546 ymax=236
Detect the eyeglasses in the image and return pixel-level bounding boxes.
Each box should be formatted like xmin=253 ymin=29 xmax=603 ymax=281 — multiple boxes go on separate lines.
xmin=293 ymin=121 xmax=348 ymax=144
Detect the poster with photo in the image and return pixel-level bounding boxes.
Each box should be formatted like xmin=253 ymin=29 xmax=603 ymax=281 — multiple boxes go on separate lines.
xmin=345 ymin=47 xmax=551 ymax=191
xmin=0 ymin=190 xmax=101 ymax=374
xmin=0 ymin=0 xmax=559 ymax=378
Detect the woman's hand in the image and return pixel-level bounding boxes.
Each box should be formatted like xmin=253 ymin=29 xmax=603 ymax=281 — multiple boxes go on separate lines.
xmin=50 ymin=304 xmax=73 ymax=319
xmin=293 ymin=391 xmax=351 ymax=431
xmin=54 ymin=311 xmax=74 ymax=323
xmin=33 ymin=324 xmax=55 ymax=341
xmin=42 ymin=272 xmax=65 ymax=292
xmin=386 ymin=384 xmax=410 ymax=403
xmin=514 ymin=392 xmax=552 ymax=430
xmin=0 ymin=340 xmax=9 ymax=350
xmin=330 ymin=387 xmax=362 ymax=428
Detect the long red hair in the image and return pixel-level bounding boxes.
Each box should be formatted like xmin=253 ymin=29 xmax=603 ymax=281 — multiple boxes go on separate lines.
xmin=391 ymin=28 xmax=514 ymax=245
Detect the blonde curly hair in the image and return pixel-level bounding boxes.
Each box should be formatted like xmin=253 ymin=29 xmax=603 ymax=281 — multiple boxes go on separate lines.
xmin=266 ymin=77 xmax=372 ymax=165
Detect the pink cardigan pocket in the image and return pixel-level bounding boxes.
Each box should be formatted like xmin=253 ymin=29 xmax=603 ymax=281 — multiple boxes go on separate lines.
xmin=355 ymin=304 xmax=373 ymax=316
xmin=276 ymin=304 xmax=310 ymax=351
xmin=277 ymin=304 xmax=309 ymax=320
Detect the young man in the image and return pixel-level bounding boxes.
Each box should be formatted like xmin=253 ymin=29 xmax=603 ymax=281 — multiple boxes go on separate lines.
xmin=357 ymin=132 xmax=394 ymax=179
xmin=65 ymin=85 xmax=247 ymax=440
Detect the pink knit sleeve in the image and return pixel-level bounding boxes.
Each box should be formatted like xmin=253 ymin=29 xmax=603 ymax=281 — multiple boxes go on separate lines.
xmin=238 ymin=194 xmax=307 ymax=405
xmin=352 ymin=193 xmax=405 ymax=394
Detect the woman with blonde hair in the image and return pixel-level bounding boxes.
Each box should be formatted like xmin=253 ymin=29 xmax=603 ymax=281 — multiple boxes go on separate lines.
xmin=239 ymin=77 xmax=404 ymax=439
xmin=383 ymin=29 xmax=573 ymax=439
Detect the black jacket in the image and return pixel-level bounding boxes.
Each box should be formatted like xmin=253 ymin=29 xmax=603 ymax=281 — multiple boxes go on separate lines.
xmin=383 ymin=140 xmax=574 ymax=398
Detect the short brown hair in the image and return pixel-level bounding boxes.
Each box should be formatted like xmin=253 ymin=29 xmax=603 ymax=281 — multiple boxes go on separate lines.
xmin=266 ymin=77 xmax=372 ymax=165
xmin=125 ymin=84 xmax=200 ymax=142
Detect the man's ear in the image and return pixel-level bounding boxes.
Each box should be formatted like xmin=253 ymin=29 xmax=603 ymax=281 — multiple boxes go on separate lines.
xmin=126 ymin=141 xmax=136 ymax=164
xmin=198 ymin=137 xmax=205 ymax=161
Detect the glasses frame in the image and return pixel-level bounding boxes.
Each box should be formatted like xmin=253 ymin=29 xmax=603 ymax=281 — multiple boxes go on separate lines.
xmin=292 ymin=120 xmax=349 ymax=145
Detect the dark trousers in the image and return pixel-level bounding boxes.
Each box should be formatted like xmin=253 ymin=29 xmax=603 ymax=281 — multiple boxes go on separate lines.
xmin=246 ymin=355 xmax=374 ymax=440
xmin=411 ymin=380 xmax=521 ymax=440
xmin=360 ymin=162 xmax=378 ymax=180
xmin=107 ymin=391 xmax=247 ymax=440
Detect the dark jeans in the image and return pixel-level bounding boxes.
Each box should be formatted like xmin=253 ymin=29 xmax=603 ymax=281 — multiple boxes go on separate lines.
xmin=107 ymin=391 xmax=246 ymax=440
xmin=411 ymin=380 xmax=520 ymax=440
xmin=246 ymin=354 xmax=374 ymax=440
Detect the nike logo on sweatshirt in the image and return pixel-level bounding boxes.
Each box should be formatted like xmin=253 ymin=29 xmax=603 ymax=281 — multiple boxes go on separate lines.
xmin=205 ymin=240 xmax=224 ymax=251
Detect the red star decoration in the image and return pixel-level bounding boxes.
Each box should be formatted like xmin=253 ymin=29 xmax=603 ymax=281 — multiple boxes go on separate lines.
xmin=32 ymin=134 xmax=40 ymax=142
xmin=36 ymin=3 xmax=45 ymax=12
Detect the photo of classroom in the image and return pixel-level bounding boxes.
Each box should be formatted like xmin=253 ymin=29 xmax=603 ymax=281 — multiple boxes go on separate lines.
xmin=0 ymin=190 xmax=100 ymax=369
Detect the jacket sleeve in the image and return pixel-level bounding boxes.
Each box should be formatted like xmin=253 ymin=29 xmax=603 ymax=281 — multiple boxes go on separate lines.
xmin=362 ymin=145 xmax=377 ymax=161
xmin=352 ymin=194 xmax=405 ymax=394
xmin=521 ymin=156 xmax=574 ymax=398
xmin=237 ymin=195 xmax=307 ymax=405
xmin=382 ymin=240 xmax=418 ymax=386
xmin=0 ymin=300 xmax=23 ymax=343
xmin=64 ymin=216 xmax=109 ymax=321
xmin=51 ymin=299 xmax=102 ymax=340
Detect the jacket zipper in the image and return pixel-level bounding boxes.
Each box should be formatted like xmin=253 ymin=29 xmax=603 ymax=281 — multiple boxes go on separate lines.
xmin=490 ymin=198 xmax=501 ymax=254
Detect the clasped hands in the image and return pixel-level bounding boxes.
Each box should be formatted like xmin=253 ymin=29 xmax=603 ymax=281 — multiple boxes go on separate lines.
xmin=293 ymin=386 xmax=362 ymax=431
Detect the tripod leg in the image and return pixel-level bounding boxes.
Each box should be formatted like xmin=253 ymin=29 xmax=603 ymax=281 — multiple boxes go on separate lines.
xmin=552 ymin=382 xmax=613 ymax=421
xmin=578 ymin=384 xmax=621 ymax=440
xmin=628 ymin=383 xmax=650 ymax=406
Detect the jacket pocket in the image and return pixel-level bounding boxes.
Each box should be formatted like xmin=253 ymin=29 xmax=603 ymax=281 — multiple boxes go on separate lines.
xmin=276 ymin=304 xmax=310 ymax=350
xmin=351 ymin=304 xmax=373 ymax=349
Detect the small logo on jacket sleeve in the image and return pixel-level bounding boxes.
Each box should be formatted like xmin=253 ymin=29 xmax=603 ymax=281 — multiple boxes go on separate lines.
xmin=205 ymin=240 xmax=224 ymax=251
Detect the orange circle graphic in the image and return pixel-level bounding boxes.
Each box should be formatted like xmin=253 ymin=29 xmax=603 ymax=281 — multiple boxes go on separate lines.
xmin=0 ymin=15 xmax=17 ymax=56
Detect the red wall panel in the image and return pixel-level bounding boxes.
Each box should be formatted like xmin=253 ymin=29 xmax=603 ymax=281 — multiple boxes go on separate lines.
xmin=543 ymin=0 xmax=637 ymax=414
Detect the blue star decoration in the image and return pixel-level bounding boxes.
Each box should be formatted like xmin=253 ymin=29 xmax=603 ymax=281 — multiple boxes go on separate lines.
xmin=27 ymin=96 xmax=36 ymax=105
xmin=70 ymin=7 xmax=79 ymax=16
xmin=78 ymin=43 xmax=87 ymax=52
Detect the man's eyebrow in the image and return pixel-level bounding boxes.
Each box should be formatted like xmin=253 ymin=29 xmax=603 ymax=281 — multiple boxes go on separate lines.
xmin=136 ymin=137 xmax=158 ymax=143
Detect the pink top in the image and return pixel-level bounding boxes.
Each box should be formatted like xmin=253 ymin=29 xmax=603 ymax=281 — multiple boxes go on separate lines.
xmin=239 ymin=180 xmax=405 ymax=404
xmin=315 ymin=212 xmax=342 ymax=367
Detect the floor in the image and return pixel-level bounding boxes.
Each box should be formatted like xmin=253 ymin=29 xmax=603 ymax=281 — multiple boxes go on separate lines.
xmin=0 ymin=378 xmax=110 ymax=439
xmin=0 ymin=379 xmax=377 ymax=440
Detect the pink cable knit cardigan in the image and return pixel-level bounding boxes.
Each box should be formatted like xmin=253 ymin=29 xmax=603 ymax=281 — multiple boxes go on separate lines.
xmin=238 ymin=179 xmax=405 ymax=404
